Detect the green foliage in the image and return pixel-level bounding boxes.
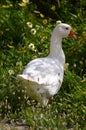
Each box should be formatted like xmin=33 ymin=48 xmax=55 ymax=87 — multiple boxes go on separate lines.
xmin=0 ymin=0 xmax=86 ymax=129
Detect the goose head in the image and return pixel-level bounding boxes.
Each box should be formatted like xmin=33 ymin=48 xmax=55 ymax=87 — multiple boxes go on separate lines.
xmin=53 ymin=23 xmax=76 ymax=39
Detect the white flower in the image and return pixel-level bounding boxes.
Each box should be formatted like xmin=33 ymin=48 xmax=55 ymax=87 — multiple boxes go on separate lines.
xmin=22 ymin=0 xmax=29 ymax=4
xmin=31 ymin=28 xmax=36 ymax=35
xmin=56 ymin=20 xmax=62 ymax=24
xmin=13 ymin=91 xmax=16 ymax=95
xmin=40 ymin=113 xmax=44 ymax=118
xmin=16 ymin=61 xmax=22 ymax=66
xmin=73 ymin=63 xmax=76 ymax=68
xmin=28 ymin=43 xmax=35 ymax=51
xmin=26 ymin=22 xmax=33 ymax=28
xmin=8 ymin=70 xmax=14 ymax=75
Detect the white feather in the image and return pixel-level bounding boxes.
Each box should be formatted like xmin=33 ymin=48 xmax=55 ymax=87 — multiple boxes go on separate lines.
xmin=18 ymin=23 xmax=73 ymax=105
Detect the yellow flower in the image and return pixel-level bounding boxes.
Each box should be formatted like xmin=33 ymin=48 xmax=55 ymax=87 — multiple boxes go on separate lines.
xmin=41 ymin=36 xmax=47 ymax=43
xmin=9 ymin=4 xmax=13 ymax=7
xmin=18 ymin=2 xmax=26 ymax=7
xmin=42 ymin=19 xmax=48 ymax=25
xmin=51 ymin=5 xmax=56 ymax=11
xmin=31 ymin=28 xmax=36 ymax=35
xmin=2 ymin=5 xmax=10 ymax=9
xmin=2 ymin=4 xmax=13 ymax=8
xmin=26 ymin=22 xmax=33 ymax=28
xmin=7 ymin=45 xmax=14 ymax=49
xmin=80 ymin=61 xmax=83 ymax=65
xmin=23 ymin=0 xmax=29 ymax=3
xmin=40 ymin=13 xmax=45 ymax=18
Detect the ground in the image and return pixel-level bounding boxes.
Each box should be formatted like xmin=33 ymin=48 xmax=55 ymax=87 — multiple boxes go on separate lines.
xmin=0 ymin=122 xmax=30 ymax=130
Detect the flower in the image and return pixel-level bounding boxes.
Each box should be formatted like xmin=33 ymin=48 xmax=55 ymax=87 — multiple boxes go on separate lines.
xmin=42 ymin=19 xmax=48 ymax=25
xmin=51 ymin=5 xmax=56 ymax=11
xmin=40 ymin=113 xmax=44 ymax=118
xmin=56 ymin=20 xmax=62 ymax=24
xmin=64 ymin=63 xmax=69 ymax=70
xmin=73 ymin=63 xmax=76 ymax=68
xmin=9 ymin=4 xmax=13 ymax=7
xmin=40 ymin=13 xmax=45 ymax=18
xmin=80 ymin=61 xmax=83 ymax=65
xmin=7 ymin=45 xmax=14 ymax=49
xmin=23 ymin=0 xmax=29 ymax=3
xmin=18 ymin=2 xmax=26 ymax=7
xmin=2 ymin=5 xmax=10 ymax=8
xmin=41 ymin=36 xmax=47 ymax=43
xmin=16 ymin=61 xmax=22 ymax=66
xmin=31 ymin=28 xmax=36 ymax=35
xmin=8 ymin=70 xmax=14 ymax=75
xmin=2 ymin=4 xmax=13 ymax=8
xmin=13 ymin=91 xmax=16 ymax=95
xmin=27 ymin=22 xmax=33 ymax=28
xmin=28 ymin=43 xmax=35 ymax=51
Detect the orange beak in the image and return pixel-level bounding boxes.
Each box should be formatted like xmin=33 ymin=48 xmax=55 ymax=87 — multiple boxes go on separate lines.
xmin=69 ymin=30 xmax=77 ymax=39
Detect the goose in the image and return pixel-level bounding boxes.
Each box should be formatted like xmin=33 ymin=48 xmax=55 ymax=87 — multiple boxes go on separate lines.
xmin=18 ymin=23 xmax=76 ymax=106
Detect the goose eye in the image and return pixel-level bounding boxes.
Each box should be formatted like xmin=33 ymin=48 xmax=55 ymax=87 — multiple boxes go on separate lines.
xmin=66 ymin=27 xmax=69 ymax=30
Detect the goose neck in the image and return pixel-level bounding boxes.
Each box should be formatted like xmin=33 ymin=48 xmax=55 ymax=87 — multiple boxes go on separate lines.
xmin=49 ymin=35 xmax=62 ymax=58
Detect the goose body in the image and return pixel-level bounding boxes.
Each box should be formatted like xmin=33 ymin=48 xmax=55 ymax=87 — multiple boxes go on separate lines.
xmin=18 ymin=23 xmax=76 ymax=105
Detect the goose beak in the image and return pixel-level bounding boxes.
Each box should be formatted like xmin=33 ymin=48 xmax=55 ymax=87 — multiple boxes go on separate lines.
xmin=69 ymin=30 xmax=77 ymax=39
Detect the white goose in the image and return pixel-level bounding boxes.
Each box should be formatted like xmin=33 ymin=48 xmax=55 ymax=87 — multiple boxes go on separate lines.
xmin=18 ymin=23 xmax=76 ymax=106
